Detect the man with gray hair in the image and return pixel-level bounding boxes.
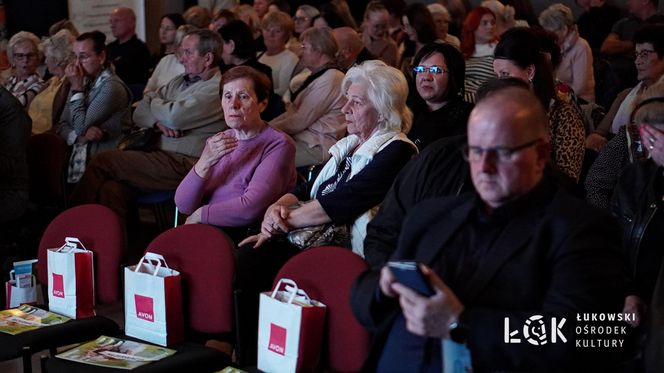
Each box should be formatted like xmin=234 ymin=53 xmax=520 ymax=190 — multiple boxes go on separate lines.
xmin=107 ymin=7 xmax=151 ymax=85
xmin=70 ymin=29 xmax=225 ymax=222
xmin=352 ymin=83 xmax=627 ymax=371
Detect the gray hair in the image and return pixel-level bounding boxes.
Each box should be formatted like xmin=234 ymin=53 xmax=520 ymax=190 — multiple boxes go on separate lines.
xmin=185 ymin=28 xmax=223 ymax=66
xmin=634 ymin=82 xmax=664 ymax=126
xmin=342 ymin=60 xmax=413 ymax=133
xmin=42 ymin=29 xmax=75 ymax=67
xmin=539 ymin=3 xmax=575 ymax=32
xmin=8 ymin=31 xmax=42 ymax=64
xmin=176 ymin=24 xmax=197 ymax=46
xmin=297 ymin=5 xmax=320 ymax=20
xmin=481 ymin=0 xmax=515 ymax=24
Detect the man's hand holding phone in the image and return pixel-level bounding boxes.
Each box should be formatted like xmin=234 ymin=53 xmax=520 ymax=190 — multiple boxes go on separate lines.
xmin=381 ymin=261 xmax=465 ymax=338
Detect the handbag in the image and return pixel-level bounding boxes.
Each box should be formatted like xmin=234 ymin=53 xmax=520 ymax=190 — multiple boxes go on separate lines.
xmin=117 ymin=127 xmax=158 ymax=151
xmin=286 ymin=223 xmax=349 ymax=250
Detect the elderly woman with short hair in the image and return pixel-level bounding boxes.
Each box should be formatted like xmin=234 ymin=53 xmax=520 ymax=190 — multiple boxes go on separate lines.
xmin=4 ymin=31 xmax=47 ymax=107
xmin=175 ymin=66 xmax=296 ymax=242
xmin=269 ymin=26 xmax=347 ymax=167
xmin=539 ymin=3 xmax=595 ymax=103
xmin=236 ymin=60 xmax=417 ymax=361
xmin=258 ymin=11 xmax=299 ymax=97
xmin=29 ymin=30 xmax=75 ymax=134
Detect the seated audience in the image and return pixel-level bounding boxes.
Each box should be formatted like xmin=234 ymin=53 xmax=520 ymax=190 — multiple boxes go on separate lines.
xmin=289 ymin=4 xmax=319 ymax=53
xmin=333 ymin=27 xmax=376 ymax=71
xmin=363 ymin=78 xmax=525 ymax=269
xmin=539 ymin=3 xmax=595 ymax=103
xmin=361 ymin=1 xmax=399 ymax=67
xmin=4 ymin=31 xmax=46 ymax=107
xmin=29 ymin=30 xmax=75 ymax=134
xmin=236 ymin=60 xmax=417 ymax=363
xmin=49 ymin=19 xmax=79 ymax=37
xmin=183 ymin=5 xmax=212 ymax=29
xmin=611 ymin=82 xmax=664 ymax=329
xmin=151 ymin=13 xmax=186 ymax=66
xmin=56 ymin=31 xmax=131 ymax=184
xmin=407 ymin=42 xmax=472 ymax=150
xmin=208 ymin=9 xmax=236 ymax=32
xmin=585 ymin=25 xmax=664 ymax=209
xmin=427 ymin=3 xmax=460 ymax=49
xmin=69 ymin=29 xmax=225 ymax=221
xmin=0 ymin=86 xmax=31 ymax=224
xmin=145 ymin=25 xmax=194 ymax=95
xmin=381 ymin=0 xmax=407 ymax=48
xmin=575 ymin=0 xmax=621 ymax=56
xmin=269 ymin=27 xmax=346 ymax=167
xmin=258 ymin=11 xmax=299 ymax=97
xmin=400 ymin=3 xmax=438 ymax=75
xmin=234 ymin=4 xmax=264 ymax=52
xmin=493 ymin=27 xmax=585 ymax=181
xmin=219 ymin=20 xmax=283 ymax=121
xmin=352 ymin=83 xmax=627 ymax=372
xmin=481 ymin=0 xmax=521 ymax=35
xmin=599 ymin=0 xmax=663 ymax=98
xmin=461 ymin=7 xmax=498 ymax=103
xmin=175 ymin=66 xmax=296 ymax=242
xmin=107 ymin=7 xmax=151 ymax=86
xmin=253 ymin=0 xmax=269 ymax=21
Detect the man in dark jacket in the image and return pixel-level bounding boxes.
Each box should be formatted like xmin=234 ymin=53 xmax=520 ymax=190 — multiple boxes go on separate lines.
xmin=352 ymin=84 xmax=627 ymax=372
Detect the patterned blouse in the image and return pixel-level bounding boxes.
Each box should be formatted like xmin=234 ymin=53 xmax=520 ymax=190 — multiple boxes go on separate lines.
xmin=549 ymin=98 xmax=586 ymax=181
xmin=4 ymin=74 xmax=47 ymax=107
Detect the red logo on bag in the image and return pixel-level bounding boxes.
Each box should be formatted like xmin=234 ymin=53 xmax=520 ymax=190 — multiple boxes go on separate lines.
xmin=268 ymin=323 xmax=287 ymax=355
xmin=52 ymin=274 xmax=64 ymax=298
xmin=135 ymin=294 xmax=154 ymax=322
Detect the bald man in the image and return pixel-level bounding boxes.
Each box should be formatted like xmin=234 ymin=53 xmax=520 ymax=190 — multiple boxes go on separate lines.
xmin=333 ymin=27 xmax=375 ymax=70
xmin=107 ymin=7 xmax=151 ymax=85
xmin=352 ymin=85 xmax=627 ymax=371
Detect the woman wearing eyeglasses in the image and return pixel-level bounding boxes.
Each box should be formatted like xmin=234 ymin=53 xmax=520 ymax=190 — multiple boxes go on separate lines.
xmin=56 ymin=31 xmax=132 ymax=183
xmin=586 ymin=24 xmax=664 ymax=210
xmin=609 ymin=84 xmax=664 ymax=364
xmin=493 ymin=27 xmax=585 ymax=182
xmin=4 ymin=31 xmax=47 ymax=108
xmin=407 ymin=42 xmax=473 ymax=150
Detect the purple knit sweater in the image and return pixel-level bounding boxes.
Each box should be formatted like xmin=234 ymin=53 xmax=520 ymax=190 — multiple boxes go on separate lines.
xmin=175 ymin=126 xmax=296 ymax=227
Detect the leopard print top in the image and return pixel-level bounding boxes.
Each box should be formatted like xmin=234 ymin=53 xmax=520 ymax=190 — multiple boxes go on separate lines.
xmin=549 ymin=99 xmax=585 ymax=181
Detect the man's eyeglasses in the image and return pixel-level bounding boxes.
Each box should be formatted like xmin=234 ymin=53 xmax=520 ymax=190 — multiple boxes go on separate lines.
xmin=13 ymin=53 xmax=37 ymax=60
xmin=413 ymin=65 xmax=448 ymax=75
xmin=634 ymin=50 xmax=656 ymax=60
xmin=462 ymin=139 xmax=542 ymax=163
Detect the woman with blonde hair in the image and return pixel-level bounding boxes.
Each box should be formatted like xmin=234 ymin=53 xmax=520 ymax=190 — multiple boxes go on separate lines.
xmin=29 ymin=30 xmax=75 ymax=134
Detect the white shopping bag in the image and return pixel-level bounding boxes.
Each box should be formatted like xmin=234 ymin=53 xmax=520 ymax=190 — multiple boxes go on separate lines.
xmin=258 ymin=278 xmax=326 ymax=373
xmin=5 ymin=272 xmax=43 ymax=308
xmin=47 ymin=237 xmax=95 ymax=318
xmin=124 ymin=252 xmax=183 ymax=347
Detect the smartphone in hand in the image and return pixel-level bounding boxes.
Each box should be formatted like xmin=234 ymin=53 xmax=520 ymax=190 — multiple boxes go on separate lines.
xmin=387 ymin=261 xmax=435 ymax=296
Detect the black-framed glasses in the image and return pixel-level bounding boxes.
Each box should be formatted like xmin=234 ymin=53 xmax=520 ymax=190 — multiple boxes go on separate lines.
xmin=413 ymin=65 xmax=448 ymax=75
xmin=634 ymin=49 xmax=656 ymax=60
xmin=462 ymin=139 xmax=542 ymax=163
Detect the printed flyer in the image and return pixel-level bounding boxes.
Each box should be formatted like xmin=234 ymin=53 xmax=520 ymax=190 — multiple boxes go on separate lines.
xmin=0 ymin=305 xmax=70 ymax=335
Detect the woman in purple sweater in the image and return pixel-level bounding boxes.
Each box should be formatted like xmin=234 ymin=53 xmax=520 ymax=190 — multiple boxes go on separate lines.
xmin=175 ymin=66 xmax=296 ymax=240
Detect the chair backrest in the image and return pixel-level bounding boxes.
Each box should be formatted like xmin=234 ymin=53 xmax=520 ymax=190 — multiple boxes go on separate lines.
xmin=146 ymin=224 xmax=235 ymax=334
xmin=274 ymin=246 xmax=370 ymax=372
xmin=38 ymin=204 xmax=124 ymax=304
xmin=27 ymin=132 xmax=69 ymax=205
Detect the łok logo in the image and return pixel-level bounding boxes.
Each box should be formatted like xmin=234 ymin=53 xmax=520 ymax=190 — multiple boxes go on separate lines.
xmin=504 ymin=315 xmax=567 ymax=345
xmin=52 ymin=273 xmax=64 ymax=298
xmin=135 ymin=294 xmax=154 ymax=322
xmin=268 ymin=323 xmax=287 ymax=355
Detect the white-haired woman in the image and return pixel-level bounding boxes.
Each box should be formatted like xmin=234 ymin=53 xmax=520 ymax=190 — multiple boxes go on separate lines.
xmin=29 ymin=30 xmax=75 ymax=134
xmin=4 ymin=31 xmax=47 ymax=107
xmin=539 ymin=3 xmax=595 ymax=103
xmin=235 ymin=60 xmax=417 ymax=360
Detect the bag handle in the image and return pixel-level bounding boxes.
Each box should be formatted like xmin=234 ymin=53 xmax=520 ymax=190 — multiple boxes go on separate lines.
xmin=134 ymin=252 xmax=169 ymax=275
xmin=57 ymin=237 xmax=89 ymax=252
xmin=271 ymin=278 xmax=312 ymax=305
